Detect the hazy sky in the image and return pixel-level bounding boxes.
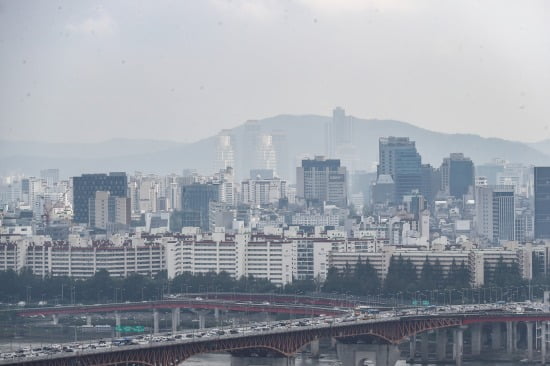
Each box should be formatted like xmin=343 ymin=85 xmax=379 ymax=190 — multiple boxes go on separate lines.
xmin=1 ymin=0 xmax=549 ymax=143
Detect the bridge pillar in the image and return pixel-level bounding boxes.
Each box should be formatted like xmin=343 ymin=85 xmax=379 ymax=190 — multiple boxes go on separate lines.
xmin=310 ymin=339 xmax=320 ymax=358
xmin=421 ymin=332 xmax=429 ymax=362
xmin=230 ymin=356 xmax=295 ymax=366
xmin=541 ymin=321 xmax=547 ymax=364
xmin=171 ymin=307 xmax=180 ymax=334
xmin=453 ymin=327 xmax=464 ymax=366
xmin=436 ymin=328 xmax=447 ymax=361
xmin=198 ymin=312 xmax=206 ymax=330
xmin=409 ymin=334 xmax=416 ymax=359
xmin=214 ymin=307 xmax=220 ymax=321
xmin=115 ymin=311 xmax=121 ymax=337
xmin=506 ymin=321 xmax=514 ymax=353
xmin=336 ymin=343 xmax=400 ymax=366
xmin=86 ymin=315 xmax=92 ymax=326
xmin=470 ymin=323 xmax=482 ymax=356
xmin=526 ymin=321 xmax=534 ymax=362
xmin=52 ymin=314 xmax=59 ymax=325
xmin=491 ymin=323 xmax=502 ymax=350
xmin=153 ymin=309 xmax=159 ymax=334
xmin=331 ymin=337 xmax=337 ymax=349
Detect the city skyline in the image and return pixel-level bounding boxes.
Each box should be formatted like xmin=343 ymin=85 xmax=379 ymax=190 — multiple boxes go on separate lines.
xmin=1 ymin=1 xmax=549 ymax=143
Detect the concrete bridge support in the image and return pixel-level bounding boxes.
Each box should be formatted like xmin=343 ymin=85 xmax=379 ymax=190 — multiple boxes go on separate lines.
xmin=199 ymin=313 xmax=206 ymax=330
xmin=153 ymin=309 xmax=159 ymax=334
xmin=453 ymin=327 xmax=464 ymax=366
xmin=491 ymin=323 xmax=502 ymax=350
xmin=114 ymin=311 xmax=121 ymax=337
xmin=191 ymin=309 xmax=208 ymax=330
xmin=506 ymin=321 xmax=515 ymax=353
xmin=230 ymin=356 xmax=295 ymax=366
xmin=309 ymin=339 xmax=320 ymax=358
xmin=541 ymin=321 xmax=547 ymax=364
xmin=171 ymin=307 xmax=180 ymax=334
xmin=526 ymin=321 xmax=534 ymax=362
xmin=214 ymin=307 xmax=220 ymax=321
xmin=52 ymin=314 xmax=59 ymax=325
xmin=420 ymin=332 xmax=429 ymax=362
xmin=336 ymin=343 xmax=400 ymax=366
xmin=86 ymin=315 xmax=92 ymax=326
xmin=436 ymin=329 xmax=447 ymax=361
xmin=409 ymin=334 xmax=416 ymax=359
xmin=470 ymin=324 xmax=482 ymax=356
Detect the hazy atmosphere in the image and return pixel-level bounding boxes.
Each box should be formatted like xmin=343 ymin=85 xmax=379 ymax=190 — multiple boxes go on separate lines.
xmin=1 ymin=0 xmax=549 ymax=143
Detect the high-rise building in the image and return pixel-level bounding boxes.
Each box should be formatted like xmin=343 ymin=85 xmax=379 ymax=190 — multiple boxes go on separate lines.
xmin=329 ymin=107 xmax=353 ymax=155
xmin=40 ymin=169 xmax=60 ymax=186
xmin=72 ymin=173 xmax=128 ymax=224
xmin=241 ymin=177 xmax=287 ymax=206
xmin=420 ymin=164 xmax=440 ymax=204
xmin=372 ymin=175 xmax=395 ymax=206
xmin=534 ymin=167 xmax=550 ymax=239
xmin=476 ymin=161 xmax=506 ymax=186
xmin=215 ymin=130 xmax=235 ymax=173
xmin=296 ymin=156 xmax=347 ymax=207
xmin=326 ymin=107 xmax=358 ymax=173
xmin=475 ymin=185 xmax=515 ymax=243
xmin=440 ymin=153 xmax=474 ymax=198
xmin=377 ymin=137 xmax=422 ymax=203
xmin=256 ymin=134 xmax=277 ymax=173
xmin=241 ymin=120 xmax=261 ymax=179
xmin=181 ymin=182 xmax=220 ymax=231
xmin=88 ymin=191 xmax=131 ymax=231
xmin=271 ymin=130 xmax=289 ymax=180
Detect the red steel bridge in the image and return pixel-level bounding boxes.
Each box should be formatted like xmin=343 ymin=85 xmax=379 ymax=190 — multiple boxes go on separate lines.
xmin=6 ymin=312 xmax=550 ymax=366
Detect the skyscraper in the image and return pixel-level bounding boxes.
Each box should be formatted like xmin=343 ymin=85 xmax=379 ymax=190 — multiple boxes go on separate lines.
xmin=420 ymin=164 xmax=440 ymax=204
xmin=327 ymin=107 xmax=358 ymax=172
xmin=534 ymin=167 xmax=550 ymax=239
xmin=72 ymin=173 xmax=128 ymax=223
xmin=378 ymin=137 xmax=422 ymax=202
xmin=40 ymin=169 xmax=60 ymax=186
xmin=214 ymin=129 xmax=235 ymax=173
xmin=440 ymin=153 xmax=474 ymax=198
xmin=271 ymin=130 xmax=289 ymax=179
xmin=88 ymin=191 xmax=131 ymax=231
xmin=475 ymin=185 xmax=515 ymax=243
xmin=256 ymin=134 xmax=277 ymax=173
xmin=241 ymin=120 xmax=261 ymax=179
xmin=296 ymin=156 xmax=347 ymax=207
xmin=181 ymin=182 xmax=220 ymax=231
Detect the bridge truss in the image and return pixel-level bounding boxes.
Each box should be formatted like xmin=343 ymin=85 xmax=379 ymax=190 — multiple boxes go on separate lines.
xmin=10 ymin=316 xmax=464 ymax=366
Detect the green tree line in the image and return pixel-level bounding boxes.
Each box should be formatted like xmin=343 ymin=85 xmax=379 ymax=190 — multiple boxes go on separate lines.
xmin=0 ymin=254 xmax=537 ymax=305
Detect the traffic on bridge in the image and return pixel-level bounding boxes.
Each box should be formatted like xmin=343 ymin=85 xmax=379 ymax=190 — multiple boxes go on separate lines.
xmin=4 ymin=300 xmax=550 ymax=366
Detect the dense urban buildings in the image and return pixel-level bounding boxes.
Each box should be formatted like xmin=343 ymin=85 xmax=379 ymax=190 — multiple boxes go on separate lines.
xmin=535 ymin=167 xmax=550 ymax=239
xmin=0 ymin=108 xmax=548 ymax=292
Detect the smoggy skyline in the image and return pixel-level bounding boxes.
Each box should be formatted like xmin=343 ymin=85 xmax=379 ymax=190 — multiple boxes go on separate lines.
xmin=1 ymin=0 xmax=549 ymax=144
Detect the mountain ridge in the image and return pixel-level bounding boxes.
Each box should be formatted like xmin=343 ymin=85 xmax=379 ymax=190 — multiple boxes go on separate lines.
xmin=1 ymin=115 xmax=548 ymax=179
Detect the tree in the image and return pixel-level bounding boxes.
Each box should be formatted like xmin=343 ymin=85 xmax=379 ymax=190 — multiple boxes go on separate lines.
xmin=354 ymin=257 xmax=380 ymax=295
xmin=419 ymin=257 xmax=436 ymax=290
xmin=322 ymin=267 xmax=341 ymax=293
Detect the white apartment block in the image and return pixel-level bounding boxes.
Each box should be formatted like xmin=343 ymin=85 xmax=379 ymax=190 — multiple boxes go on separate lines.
xmin=0 ymin=232 xmax=541 ymax=288
xmin=241 ymin=178 xmax=286 ymax=206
